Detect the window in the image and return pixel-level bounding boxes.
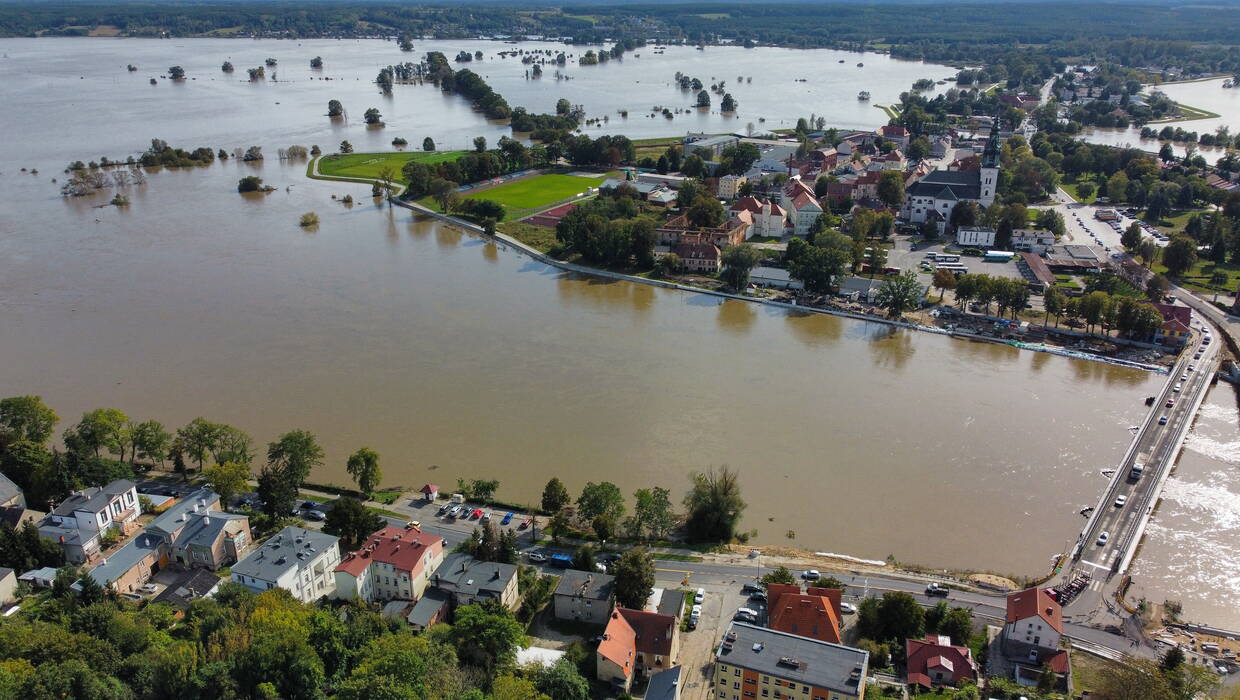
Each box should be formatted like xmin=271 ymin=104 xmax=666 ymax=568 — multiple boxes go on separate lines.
xmin=762 ymin=691 xmax=769 ymax=698
xmin=734 ymin=682 xmax=741 ymax=690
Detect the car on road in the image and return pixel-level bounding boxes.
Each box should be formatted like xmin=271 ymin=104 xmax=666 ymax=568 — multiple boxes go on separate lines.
xmin=1166 ymin=399 xmax=1176 ymax=408
xmin=1188 ymin=364 xmax=1195 ymax=372
xmin=801 ymin=570 xmax=821 ymax=580
xmin=1174 ymin=384 xmax=1182 ymax=393
xmin=839 ymin=602 xmax=857 ymax=614
xmin=1159 ymin=415 xmax=1169 ymax=425
xmin=1114 ymin=495 xmax=1128 ymax=507
xmin=405 ymin=520 xmax=421 ymax=529
xmin=527 ymin=552 xmax=547 ymax=563
xmin=695 ymin=588 xmax=705 ymax=603
xmin=305 ymin=510 xmax=326 ymax=521
xmin=925 ymin=583 xmax=950 ymax=597
xmin=1182 ymin=373 xmax=1189 ymax=381
xmin=1097 ymin=531 xmax=1110 ymax=546
xmin=741 ymin=582 xmax=764 ymax=594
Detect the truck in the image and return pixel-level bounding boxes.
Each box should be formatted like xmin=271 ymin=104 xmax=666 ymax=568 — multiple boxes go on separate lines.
xmin=1128 ymin=461 xmax=1145 ymax=482
xmin=548 ymin=553 xmax=574 ymax=569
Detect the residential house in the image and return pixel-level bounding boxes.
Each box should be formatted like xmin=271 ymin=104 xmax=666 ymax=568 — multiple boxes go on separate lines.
xmin=868 ymin=150 xmax=906 ymax=172
xmin=231 ymin=526 xmax=341 ymax=603
xmin=730 ymin=196 xmax=788 ymax=238
xmin=714 ymin=622 xmax=869 ymax=700
xmin=903 ymin=131 xmax=1000 ymax=229
xmin=151 ymin=568 xmax=222 ymax=610
xmin=1011 ymin=229 xmax=1057 ymax=254
xmin=750 ymin=266 xmax=804 ymax=291
xmin=906 ymin=634 xmax=979 ymax=689
xmin=1154 ymin=303 xmax=1193 ymax=346
xmin=718 ymin=175 xmax=747 ymax=200
xmin=40 ymin=479 xmax=142 ymax=564
xmin=597 ymin=608 xmax=681 ymax=692
xmin=0 ymin=505 xmax=42 ymax=530
xmin=852 ymin=170 xmax=884 ymax=202
xmin=671 ymin=242 xmax=722 ymax=273
xmin=655 ymin=588 xmax=686 ymax=620
xmin=334 ymin=524 xmax=446 ymax=603
xmin=431 ymin=552 xmax=520 ymax=610
xmin=877 ymin=125 xmax=910 ymax=149
xmin=956 ymin=226 xmax=997 ymax=249
xmin=765 ymin=583 xmax=843 ymax=644
xmin=87 ymin=531 xmax=163 ymax=593
xmin=838 ymin=276 xmax=883 ymax=303
xmin=553 ymin=570 xmax=616 ymax=625
xmin=0 ymin=472 xmax=23 ymax=509
xmin=646 ymin=665 xmax=683 ymax=700
xmin=145 ymin=490 xmax=250 ymax=570
xmin=17 ymin=567 xmax=57 ymax=588
xmin=781 ymin=179 xmax=825 ymax=237
xmin=0 ymin=567 xmax=17 ymax=605
xmin=1001 ymin=587 xmax=1071 ymax=691
xmin=406 ymin=588 xmax=453 ymax=631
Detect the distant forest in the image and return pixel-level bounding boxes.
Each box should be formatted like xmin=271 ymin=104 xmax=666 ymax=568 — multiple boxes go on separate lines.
xmin=4 ymin=2 xmax=1240 ymax=71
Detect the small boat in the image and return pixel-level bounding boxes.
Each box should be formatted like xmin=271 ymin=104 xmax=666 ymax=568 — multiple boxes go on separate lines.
xmin=857 ymin=62 xmax=864 ymax=67
xmin=838 ymin=59 xmax=845 ymax=63
xmin=857 ymin=90 xmax=870 ymax=101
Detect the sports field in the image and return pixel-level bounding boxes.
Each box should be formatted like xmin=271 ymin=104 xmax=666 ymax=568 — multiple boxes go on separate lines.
xmin=464 ymin=173 xmax=607 ymax=211
xmin=316 ymin=151 xmax=466 ymax=182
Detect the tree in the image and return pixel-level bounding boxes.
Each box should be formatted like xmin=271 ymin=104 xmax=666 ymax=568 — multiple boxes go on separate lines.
xmin=267 ymin=429 xmax=323 ymax=487
xmin=1159 ymin=142 xmax=1175 ymax=163
xmin=1162 ymin=236 xmax=1198 ymax=277
xmin=938 ymin=607 xmax=973 ymax=645
xmin=430 ymin=178 xmax=458 ymax=211
xmin=174 ymin=417 xmax=218 ymax=471
xmin=1121 ymin=222 xmax=1143 ymax=250
xmin=256 ymin=462 xmax=298 ymax=517
xmin=423 ymin=137 xmax=435 ymax=152
xmin=876 ymin=591 xmax=925 ymax=642
xmin=203 ymin=461 xmax=250 ymax=507
xmin=541 ymin=478 xmax=570 ymax=513
xmin=534 ymin=658 xmax=589 ymax=700
xmin=0 ymin=395 xmax=58 ymax=447
xmin=612 ymin=547 xmax=655 ymax=609
xmin=1106 ymin=171 xmax=1130 ymax=202
xmin=719 ymin=143 xmax=761 ymax=176
xmin=0 ymin=521 xmax=64 ymax=571
xmin=494 ymin=674 xmax=550 ymax=700
xmin=876 ymin=170 xmax=905 ymax=208
xmin=327 ymin=100 xmax=343 ymax=117
xmin=720 ymin=93 xmax=737 ymax=112
xmin=323 ymin=497 xmax=383 ymax=550
xmin=577 ymin=481 xmax=625 ymax=522
xmin=683 ymin=466 xmax=746 ymax=542
xmin=696 ymin=90 xmax=710 ymax=107
xmin=680 ymin=154 xmax=706 ymax=178
xmin=310 ymin=56 xmax=323 ymax=69
xmin=64 ymin=408 xmax=128 ymax=458
xmin=222 ymin=61 xmax=234 ymax=73
xmin=167 ymin=65 xmax=185 ymax=80
xmin=237 ymin=175 xmax=263 ymax=193
xmin=547 ymin=509 xmax=572 ymax=544
xmin=875 ymin=271 xmax=925 ymax=317
xmin=865 ymin=245 xmax=888 ymax=277
xmin=1077 ymin=181 xmax=1096 ymax=201
xmin=571 ymin=545 xmax=597 ymax=572
xmin=362 ymin=107 xmax=382 ymax=126
xmin=931 ymin=268 xmax=957 ymax=302
xmin=686 ymin=195 xmax=724 ymax=228
xmin=345 ymin=447 xmax=381 ymax=495
xmin=1043 ymin=285 xmax=1066 ymax=326
xmin=632 ymin=487 xmax=676 ymax=540
xmin=473 ymin=136 xmax=487 ymax=153
xmin=339 ymin=140 xmax=353 ymax=154
xmin=760 ymin=566 xmax=796 ymax=586
xmin=720 ymin=244 xmax=761 ymax=291
xmin=130 ymin=419 xmax=171 ymax=467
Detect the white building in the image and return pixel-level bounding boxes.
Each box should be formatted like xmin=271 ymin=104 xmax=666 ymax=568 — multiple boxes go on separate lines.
xmin=902 ymin=131 xmax=1000 ymax=228
xmin=780 ymin=179 xmax=824 ymax=237
xmin=1002 ymin=587 xmax=1063 ymax=653
xmin=333 ymin=525 xmax=445 ymax=603
xmin=40 ymin=480 xmax=141 ymax=563
xmin=1011 ymin=229 xmax=1056 ymax=254
xmin=231 ymin=526 xmax=340 ymax=603
xmin=729 ymin=196 xmax=787 ymax=239
xmin=956 ymin=226 xmax=997 ymax=248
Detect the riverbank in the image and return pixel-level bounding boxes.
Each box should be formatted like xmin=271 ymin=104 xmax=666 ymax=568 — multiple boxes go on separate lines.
xmin=389 ymin=196 xmax=1169 ymax=374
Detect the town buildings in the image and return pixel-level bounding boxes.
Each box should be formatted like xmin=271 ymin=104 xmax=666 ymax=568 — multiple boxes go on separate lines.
xmin=903 ymin=131 xmax=1000 ymax=231
xmin=905 ymin=634 xmax=979 ymax=689
xmin=231 ymin=526 xmax=340 ymax=603
xmin=765 ymin=583 xmax=843 ymax=644
xmin=40 ymin=479 xmax=141 ymax=564
xmin=714 ymin=622 xmax=869 ymax=700
xmin=730 ymin=196 xmax=788 ymax=239
xmin=597 ymin=607 xmax=681 ymax=692
xmin=1001 ymin=587 xmax=1071 ymax=691
xmin=334 ymin=524 xmax=445 ymax=603
xmin=430 ymin=552 xmax=520 ymax=610
xmin=955 ymin=226 xmax=997 ymax=249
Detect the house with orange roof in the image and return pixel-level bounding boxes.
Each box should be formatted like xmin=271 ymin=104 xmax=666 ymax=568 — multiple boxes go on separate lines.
xmin=729 ymin=196 xmax=788 ymax=238
xmin=780 ymin=179 xmax=825 ymax=237
xmin=1001 ymin=587 xmax=1071 ymax=692
xmin=333 ymin=524 xmax=445 ymax=603
xmin=1153 ymin=303 xmax=1192 ymax=346
xmin=906 ymin=634 xmax=978 ymax=689
xmin=766 ymin=583 xmax=843 ymax=644
xmin=596 ymin=608 xmax=681 ymax=692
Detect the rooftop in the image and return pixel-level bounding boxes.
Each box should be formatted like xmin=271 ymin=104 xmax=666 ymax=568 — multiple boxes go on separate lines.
xmin=231 ymin=526 xmax=338 ymax=583
xmin=52 ymin=480 xmax=136 ymax=517
xmin=337 ymin=525 xmax=443 ymax=577
xmin=0 ymin=472 xmax=21 ymax=506
xmin=715 ymin=622 xmax=868 ymax=695
xmin=88 ymin=532 xmax=161 ymax=587
xmin=646 ymin=665 xmax=683 ymax=700
xmin=151 ymin=568 xmax=222 ymax=609
xmin=553 ymin=569 xmax=616 ymax=602
xmin=433 ymin=552 xmax=517 ymax=599
xmin=1006 ymin=587 xmax=1063 ymax=634
xmin=145 ymin=487 xmax=220 ymax=537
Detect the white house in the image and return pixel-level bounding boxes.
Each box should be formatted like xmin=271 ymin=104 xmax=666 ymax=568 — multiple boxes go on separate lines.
xmin=956 ymin=226 xmax=997 ymax=248
xmin=231 ymin=526 xmax=340 ymax=603
xmin=40 ymin=480 xmax=141 ymax=563
xmin=334 ymin=525 xmax=445 ymax=603
xmin=1011 ymin=229 xmax=1057 ymax=254
xmin=781 ymin=179 xmax=824 ymax=237
xmin=729 ymin=196 xmax=787 ymax=239
xmin=1002 ymin=587 xmax=1063 ymax=653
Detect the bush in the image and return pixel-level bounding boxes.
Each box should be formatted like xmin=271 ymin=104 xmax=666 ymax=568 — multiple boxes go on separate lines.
xmin=237 ymin=176 xmax=263 ymax=193
xmin=299 ymin=212 xmax=319 ymax=227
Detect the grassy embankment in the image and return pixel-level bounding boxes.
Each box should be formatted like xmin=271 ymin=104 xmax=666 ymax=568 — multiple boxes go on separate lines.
xmin=313 ymin=150 xmax=467 ymax=184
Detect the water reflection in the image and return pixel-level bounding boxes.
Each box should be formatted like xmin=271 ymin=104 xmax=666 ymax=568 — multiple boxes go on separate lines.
xmin=782 ymin=310 xmax=843 ymax=349
xmin=869 ymin=325 xmax=914 ymax=370
xmin=717 ymin=299 xmax=756 ymax=336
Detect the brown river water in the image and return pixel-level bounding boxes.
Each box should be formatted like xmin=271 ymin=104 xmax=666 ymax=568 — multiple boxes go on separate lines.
xmin=3 ymin=38 xmax=1232 ymax=626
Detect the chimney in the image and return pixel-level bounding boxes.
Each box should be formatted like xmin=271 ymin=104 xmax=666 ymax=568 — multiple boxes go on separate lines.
xmin=202 ymin=515 xmax=210 ymax=525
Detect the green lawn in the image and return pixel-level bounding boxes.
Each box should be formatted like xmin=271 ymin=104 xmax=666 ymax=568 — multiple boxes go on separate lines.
xmin=316 ymin=151 xmax=466 ymax=183
xmin=1060 ymin=175 xmax=1098 ymax=204
xmin=464 ymin=173 xmax=607 ymax=211
xmin=1148 ymin=208 xmax=1207 ymax=236
xmin=498 ymin=220 xmax=560 ymax=253
xmin=1153 ymin=258 xmax=1240 ymax=295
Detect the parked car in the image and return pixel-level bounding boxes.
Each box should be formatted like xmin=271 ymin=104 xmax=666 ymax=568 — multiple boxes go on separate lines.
xmin=741 ymin=582 xmax=764 ymax=594
xmin=1097 ymin=531 xmax=1110 ymax=546
xmin=437 ymin=503 xmax=452 ymax=515
xmin=301 ymin=501 xmax=320 ymax=510
xmin=501 ymin=512 xmax=514 ymax=526
xmin=527 ymin=552 xmax=547 ymax=563
xmin=139 ymin=583 xmax=158 ymax=594
xmin=733 ymin=611 xmax=758 ymax=623
xmin=471 ymin=509 xmax=483 ymax=519
xmin=801 ymin=569 xmax=821 ymax=580
xmin=305 ymin=510 xmax=326 ymax=521
xmin=736 ymin=607 xmax=760 ymax=618
xmin=839 ymin=602 xmax=857 ymax=615
xmin=695 ymin=588 xmax=705 ymax=604
xmin=749 ymin=591 xmax=768 ymax=602
xmin=925 ymin=583 xmax=949 ymax=597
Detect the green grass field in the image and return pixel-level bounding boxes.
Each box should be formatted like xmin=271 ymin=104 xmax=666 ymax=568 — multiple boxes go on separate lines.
xmin=316 ymin=151 xmax=466 ymax=183
xmin=464 ymin=173 xmax=607 ymax=211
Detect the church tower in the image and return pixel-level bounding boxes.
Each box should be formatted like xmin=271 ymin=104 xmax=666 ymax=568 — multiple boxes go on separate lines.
xmin=979 ymin=128 xmax=1001 ymax=207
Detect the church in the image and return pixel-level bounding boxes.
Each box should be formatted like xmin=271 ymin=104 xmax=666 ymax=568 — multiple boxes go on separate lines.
xmin=902 ymin=130 xmax=1001 ymax=233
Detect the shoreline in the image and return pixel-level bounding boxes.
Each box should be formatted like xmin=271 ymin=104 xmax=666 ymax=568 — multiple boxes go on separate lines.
xmin=388 ymin=197 xmax=1169 ymax=375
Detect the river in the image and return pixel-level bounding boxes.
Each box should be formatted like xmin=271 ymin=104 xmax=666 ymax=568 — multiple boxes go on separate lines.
xmin=1081 ymin=76 xmax=1240 ymax=163
xmin=1 ymin=37 xmax=1222 ymax=603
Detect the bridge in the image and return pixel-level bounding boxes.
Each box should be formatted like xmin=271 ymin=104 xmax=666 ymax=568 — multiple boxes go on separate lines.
xmin=1063 ymin=322 xmax=1219 ymax=619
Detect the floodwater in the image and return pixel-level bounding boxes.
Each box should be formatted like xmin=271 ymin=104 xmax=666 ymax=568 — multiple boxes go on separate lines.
xmin=0 ymin=37 xmax=1177 ymax=581
xmin=1082 ymin=77 xmax=1240 ymax=163
xmin=1129 ymin=385 xmax=1240 ymax=630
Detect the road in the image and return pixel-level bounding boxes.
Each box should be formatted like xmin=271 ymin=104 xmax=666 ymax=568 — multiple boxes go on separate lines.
xmin=1064 ymin=328 xmax=1218 ymax=622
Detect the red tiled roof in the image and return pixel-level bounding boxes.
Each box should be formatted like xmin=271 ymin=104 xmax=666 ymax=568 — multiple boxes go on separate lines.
xmin=1005 ymin=587 xmax=1063 ymax=634
xmin=880 ymin=125 xmax=909 ymax=137
xmin=335 ymin=525 xmax=442 ymax=577
xmin=421 ymin=484 xmax=438 ymax=494
xmin=768 ymin=585 xmax=841 ymax=644
xmin=599 ymin=610 xmax=639 ymax=679
xmin=791 ymin=192 xmax=820 ymax=211
xmin=905 ymin=635 xmax=977 ymax=688
xmin=1154 ymin=303 xmax=1191 ymax=327
xmin=1044 ymin=649 xmax=1070 ymax=673
xmin=730 ymin=196 xmax=765 ymax=213
xmin=620 ymin=608 xmax=677 ymax=656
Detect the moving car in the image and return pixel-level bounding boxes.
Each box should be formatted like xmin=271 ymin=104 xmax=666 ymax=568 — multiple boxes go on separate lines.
xmin=801 ymin=569 xmax=821 ymax=580
xmin=1097 ymin=531 xmax=1110 ymax=546
xmin=1159 ymin=416 xmax=1169 ymax=425
xmin=925 ymin=583 xmax=949 ymax=597
xmin=527 ymin=552 xmax=547 ymax=563
xmin=1114 ymin=495 xmax=1128 ymax=507
xmin=405 ymin=520 xmax=421 ymax=529
xmin=1166 ymin=398 xmax=1176 ymax=408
